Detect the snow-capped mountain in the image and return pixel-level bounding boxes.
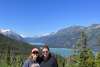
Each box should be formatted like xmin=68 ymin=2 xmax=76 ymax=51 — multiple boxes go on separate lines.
xmin=0 ymin=28 xmax=23 ymax=41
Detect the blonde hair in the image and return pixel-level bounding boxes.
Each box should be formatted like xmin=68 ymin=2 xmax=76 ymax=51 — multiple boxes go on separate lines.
xmin=28 ymin=53 xmax=33 ymax=59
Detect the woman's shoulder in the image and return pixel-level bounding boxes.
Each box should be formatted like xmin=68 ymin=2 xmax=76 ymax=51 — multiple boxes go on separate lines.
xmin=50 ymin=53 xmax=56 ymax=59
xmin=23 ymin=59 xmax=32 ymax=67
xmin=24 ymin=58 xmax=32 ymax=64
xmin=49 ymin=53 xmax=57 ymax=62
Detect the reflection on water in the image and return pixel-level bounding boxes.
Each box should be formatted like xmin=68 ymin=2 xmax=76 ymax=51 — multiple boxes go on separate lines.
xmin=50 ymin=48 xmax=74 ymax=57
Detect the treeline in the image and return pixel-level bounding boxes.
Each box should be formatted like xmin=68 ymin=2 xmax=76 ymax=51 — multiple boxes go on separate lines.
xmin=57 ymin=31 xmax=100 ymax=67
xmin=0 ymin=31 xmax=100 ymax=67
xmin=0 ymin=33 xmax=34 ymax=67
xmin=0 ymin=49 xmax=100 ymax=67
xmin=58 ymin=49 xmax=100 ymax=67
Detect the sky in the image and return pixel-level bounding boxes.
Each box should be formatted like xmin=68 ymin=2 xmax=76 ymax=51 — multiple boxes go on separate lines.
xmin=0 ymin=0 xmax=100 ymax=37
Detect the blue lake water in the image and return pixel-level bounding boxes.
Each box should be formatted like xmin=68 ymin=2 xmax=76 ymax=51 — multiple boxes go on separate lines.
xmin=50 ymin=48 xmax=74 ymax=57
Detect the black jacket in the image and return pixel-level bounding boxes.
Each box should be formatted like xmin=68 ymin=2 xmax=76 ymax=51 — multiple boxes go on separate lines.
xmin=40 ymin=54 xmax=58 ymax=67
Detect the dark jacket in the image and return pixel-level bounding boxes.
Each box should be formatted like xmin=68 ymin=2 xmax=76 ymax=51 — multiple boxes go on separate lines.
xmin=40 ymin=54 xmax=58 ymax=67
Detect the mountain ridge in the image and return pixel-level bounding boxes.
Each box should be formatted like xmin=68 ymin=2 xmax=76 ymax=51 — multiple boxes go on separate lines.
xmin=24 ymin=24 xmax=100 ymax=50
xmin=0 ymin=28 xmax=24 ymax=41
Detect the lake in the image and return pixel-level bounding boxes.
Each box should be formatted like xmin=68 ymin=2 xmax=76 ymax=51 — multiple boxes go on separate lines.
xmin=30 ymin=43 xmax=75 ymax=57
xmin=50 ymin=48 xmax=75 ymax=57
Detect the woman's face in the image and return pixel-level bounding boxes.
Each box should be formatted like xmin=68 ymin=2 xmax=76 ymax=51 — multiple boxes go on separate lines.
xmin=42 ymin=48 xmax=49 ymax=58
xmin=31 ymin=48 xmax=39 ymax=61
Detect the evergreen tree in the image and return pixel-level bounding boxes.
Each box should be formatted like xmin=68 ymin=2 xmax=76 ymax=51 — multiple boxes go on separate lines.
xmin=78 ymin=31 xmax=95 ymax=67
xmin=95 ymin=52 xmax=100 ymax=67
xmin=5 ymin=46 xmax=11 ymax=67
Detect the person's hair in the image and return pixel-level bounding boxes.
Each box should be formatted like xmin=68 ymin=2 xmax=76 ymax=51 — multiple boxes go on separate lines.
xmin=28 ymin=53 xmax=33 ymax=59
xmin=42 ymin=45 xmax=49 ymax=51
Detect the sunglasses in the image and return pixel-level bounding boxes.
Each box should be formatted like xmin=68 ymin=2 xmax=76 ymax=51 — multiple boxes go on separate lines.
xmin=42 ymin=51 xmax=49 ymax=53
xmin=32 ymin=51 xmax=39 ymax=54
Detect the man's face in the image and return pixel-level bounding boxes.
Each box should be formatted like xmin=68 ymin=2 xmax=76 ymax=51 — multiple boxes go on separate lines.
xmin=42 ymin=48 xmax=49 ymax=58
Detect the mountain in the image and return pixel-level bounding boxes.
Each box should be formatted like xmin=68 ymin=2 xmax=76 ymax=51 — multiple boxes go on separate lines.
xmin=0 ymin=33 xmax=34 ymax=54
xmin=24 ymin=26 xmax=84 ymax=47
xmin=24 ymin=24 xmax=100 ymax=50
xmin=0 ymin=28 xmax=23 ymax=41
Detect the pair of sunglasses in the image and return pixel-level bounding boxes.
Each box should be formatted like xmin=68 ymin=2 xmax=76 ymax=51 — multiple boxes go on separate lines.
xmin=42 ymin=51 xmax=49 ymax=53
xmin=32 ymin=51 xmax=39 ymax=54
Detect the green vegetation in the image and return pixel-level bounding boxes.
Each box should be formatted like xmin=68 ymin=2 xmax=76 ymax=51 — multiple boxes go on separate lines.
xmin=0 ymin=34 xmax=34 ymax=67
xmin=0 ymin=31 xmax=100 ymax=67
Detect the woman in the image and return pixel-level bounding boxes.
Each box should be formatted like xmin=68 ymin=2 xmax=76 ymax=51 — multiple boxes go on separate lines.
xmin=23 ymin=48 xmax=41 ymax=67
xmin=40 ymin=45 xmax=58 ymax=67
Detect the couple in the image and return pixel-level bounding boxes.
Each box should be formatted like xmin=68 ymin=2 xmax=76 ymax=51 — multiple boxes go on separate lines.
xmin=23 ymin=45 xmax=58 ymax=67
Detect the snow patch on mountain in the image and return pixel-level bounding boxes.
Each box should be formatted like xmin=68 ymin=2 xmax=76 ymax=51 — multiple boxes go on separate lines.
xmin=0 ymin=28 xmax=23 ymax=41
